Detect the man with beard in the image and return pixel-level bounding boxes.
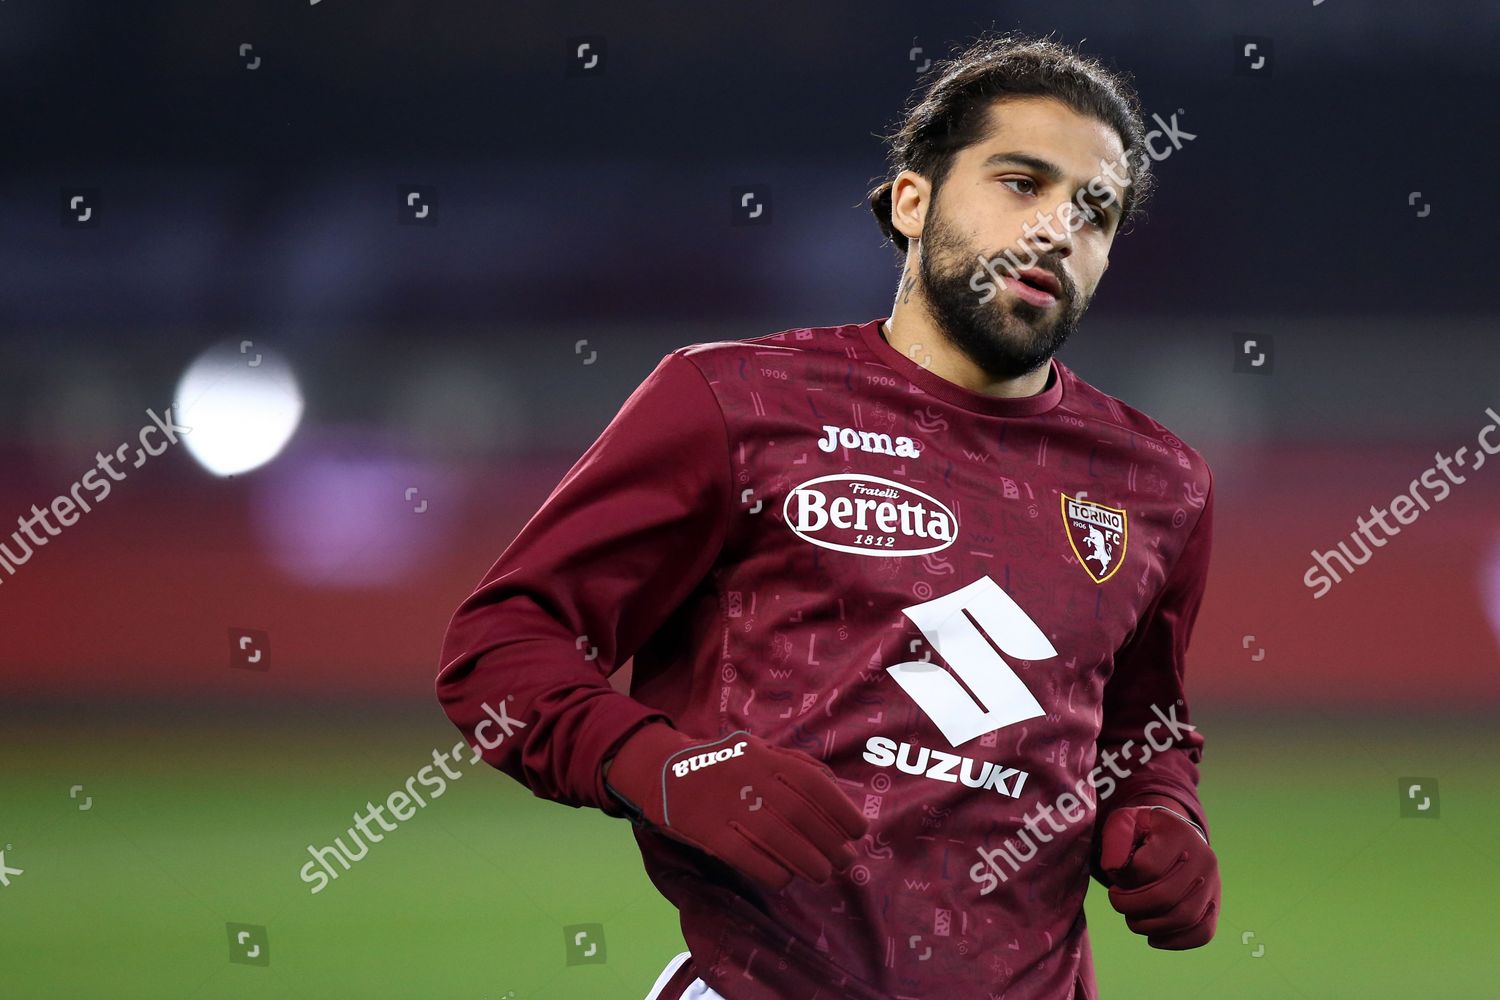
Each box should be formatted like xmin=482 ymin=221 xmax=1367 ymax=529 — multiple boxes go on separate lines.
xmin=876 ymin=82 xmax=1115 ymax=390
xmin=437 ymin=32 xmax=1220 ymax=1000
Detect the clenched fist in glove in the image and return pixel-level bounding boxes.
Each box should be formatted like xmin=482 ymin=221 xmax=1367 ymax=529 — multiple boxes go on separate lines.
xmin=1097 ymin=795 xmax=1220 ymax=949
xmin=602 ymin=723 xmax=868 ymax=892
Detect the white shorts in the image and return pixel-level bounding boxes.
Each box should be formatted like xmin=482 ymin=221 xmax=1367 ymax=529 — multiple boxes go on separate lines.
xmin=643 ymin=950 xmax=726 ymax=1000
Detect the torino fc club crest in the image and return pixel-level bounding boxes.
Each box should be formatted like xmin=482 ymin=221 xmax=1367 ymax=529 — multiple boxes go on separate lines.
xmin=1061 ymin=493 xmax=1128 ymax=584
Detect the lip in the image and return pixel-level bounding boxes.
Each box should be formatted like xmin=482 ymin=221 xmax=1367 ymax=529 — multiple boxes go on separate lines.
xmin=1014 ymin=267 xmax=1062 ymax=298
xmin=1006 ymin=268 xmax=1061 ymax=307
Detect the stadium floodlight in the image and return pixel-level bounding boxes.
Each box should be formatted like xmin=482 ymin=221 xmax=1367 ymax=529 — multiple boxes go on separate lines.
xmin=174 ymin=340 xmax=304 ymax=477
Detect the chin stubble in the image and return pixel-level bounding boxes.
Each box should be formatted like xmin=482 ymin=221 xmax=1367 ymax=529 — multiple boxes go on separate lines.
xmin=915 ymin=207 xmax=1088 ymax=381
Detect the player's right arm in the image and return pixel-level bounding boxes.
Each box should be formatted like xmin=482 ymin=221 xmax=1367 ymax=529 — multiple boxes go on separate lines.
xmin=435 ymin=350 xmax=731 ymax=818
xmin=434 ymin=350 xmax=866 ymax=889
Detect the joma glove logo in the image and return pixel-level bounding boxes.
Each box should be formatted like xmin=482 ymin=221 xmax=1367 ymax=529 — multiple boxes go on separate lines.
xmin=671 ymin=740 xmax=748 ymax=777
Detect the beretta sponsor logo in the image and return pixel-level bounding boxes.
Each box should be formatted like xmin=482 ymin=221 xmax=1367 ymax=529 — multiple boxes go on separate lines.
xmin=783 ymin=473 xmax=957 ymax=557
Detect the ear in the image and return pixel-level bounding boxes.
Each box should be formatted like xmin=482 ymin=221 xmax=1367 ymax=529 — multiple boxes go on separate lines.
xmin=890 ymin=169 xmax=930 ymax=245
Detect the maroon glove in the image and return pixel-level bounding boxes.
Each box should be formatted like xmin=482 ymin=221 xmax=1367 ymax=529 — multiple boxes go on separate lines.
xmin=1098 ymin=799 xmax=1220 ymax=949
xmin=603 ymin=723 xmax=868 ymax=891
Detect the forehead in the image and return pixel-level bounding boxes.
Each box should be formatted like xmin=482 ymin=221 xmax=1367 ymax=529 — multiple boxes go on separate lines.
xmin=957 ymin=95 xmax=1128 ymax=192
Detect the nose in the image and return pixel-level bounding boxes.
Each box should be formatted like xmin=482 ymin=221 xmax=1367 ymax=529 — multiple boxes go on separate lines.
xmin=1029 ymin=208 xmax=1076 ymax=258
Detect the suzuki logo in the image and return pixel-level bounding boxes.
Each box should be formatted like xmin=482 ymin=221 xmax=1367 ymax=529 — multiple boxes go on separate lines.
xmin=885 ymin=576 xmax=1054 ymax=746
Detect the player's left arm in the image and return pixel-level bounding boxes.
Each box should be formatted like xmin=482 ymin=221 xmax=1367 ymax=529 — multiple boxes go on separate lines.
xmin=1091 ymin=469 xmax=1219 ymax=950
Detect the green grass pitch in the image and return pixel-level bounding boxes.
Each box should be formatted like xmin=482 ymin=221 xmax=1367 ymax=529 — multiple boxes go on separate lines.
xmin=1 ymin=708 xmax=1493 ymax=998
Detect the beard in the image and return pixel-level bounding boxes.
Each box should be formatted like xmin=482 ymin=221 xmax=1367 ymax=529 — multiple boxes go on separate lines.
xmin=916 ymin=196 xmax=1091 ymax=381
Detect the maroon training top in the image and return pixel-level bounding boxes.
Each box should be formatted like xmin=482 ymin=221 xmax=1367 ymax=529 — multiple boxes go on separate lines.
xmin=437 ymin=316 xmax=1214 ymax=1000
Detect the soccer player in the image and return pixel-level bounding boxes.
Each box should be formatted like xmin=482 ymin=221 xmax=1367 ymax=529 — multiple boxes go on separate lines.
xmin=437 ymin=31 xmax=1219 ymax=1000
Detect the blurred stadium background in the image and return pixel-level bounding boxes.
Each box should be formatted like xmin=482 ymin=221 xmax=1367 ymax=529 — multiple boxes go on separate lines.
xmin=1 ymin=2 xmax=1497 ymax=997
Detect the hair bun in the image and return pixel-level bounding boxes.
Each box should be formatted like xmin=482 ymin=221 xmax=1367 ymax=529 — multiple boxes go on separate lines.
xmin=867 ymin=180 xmax=908 ymax=254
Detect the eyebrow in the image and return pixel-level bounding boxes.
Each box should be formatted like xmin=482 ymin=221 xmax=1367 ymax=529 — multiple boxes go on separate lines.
xmin=980 ymin=150 xmax=1124 ymax=220
xmin=980 ymin=151 xmax=1065 ymax=182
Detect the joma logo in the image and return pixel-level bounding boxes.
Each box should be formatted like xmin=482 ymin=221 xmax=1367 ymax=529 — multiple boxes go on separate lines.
xmin=670 ymin=739 xmax=748 ymax=778
xmin=818 ymin=423 xmax=921 ymax=458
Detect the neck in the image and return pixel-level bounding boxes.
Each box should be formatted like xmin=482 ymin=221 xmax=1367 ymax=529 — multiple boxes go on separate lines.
xmin=883 ymin=294 xmax=1052 ymax=399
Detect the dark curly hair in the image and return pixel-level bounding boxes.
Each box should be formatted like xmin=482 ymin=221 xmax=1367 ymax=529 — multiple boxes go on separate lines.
xmin=867 ymin=31 xmax=1157 ymax=256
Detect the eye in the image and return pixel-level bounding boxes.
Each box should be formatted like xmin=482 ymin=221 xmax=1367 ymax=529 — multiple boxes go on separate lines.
xmin=1077 ymin=202 xmax=1111 ymax=231
xmin=1001 ymin=176 xmax=1037 ymax=196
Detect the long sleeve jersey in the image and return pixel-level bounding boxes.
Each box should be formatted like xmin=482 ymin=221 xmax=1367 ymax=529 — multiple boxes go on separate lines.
xmin=436 ymin=316 xmax=1215 ymax=1000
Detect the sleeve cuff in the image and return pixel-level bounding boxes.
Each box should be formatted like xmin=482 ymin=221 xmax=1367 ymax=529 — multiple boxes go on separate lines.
xmin=1107 ymin=787 xmax=1209 ymax=842
xmin=585 ymin=700 xmax=676 ymax=819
